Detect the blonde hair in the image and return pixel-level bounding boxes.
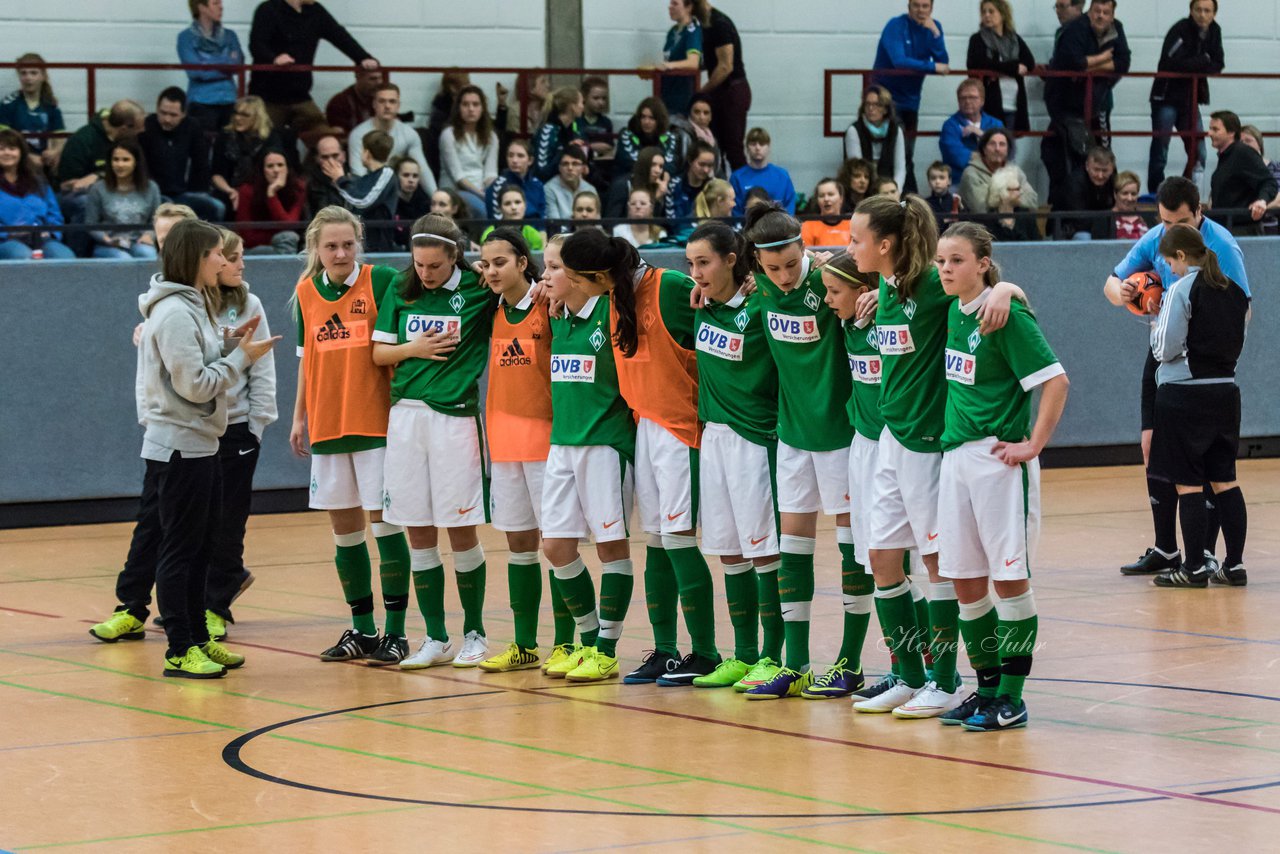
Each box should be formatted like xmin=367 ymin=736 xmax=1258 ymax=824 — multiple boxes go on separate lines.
xmin=1114 ymin=169 xmax=1141 ymax=194
xmin=153 ymin=203 xmax=198 ymax=226
xmin=226 ymin=95 xmax=272 ymax=139
xmin=986 ymin=166 xmax=1024 ymax=209
xmin=214 ymin=227 xmax=248 ymax=316
xmin=301 ymin=206 xmax=364 ymax=285
xmin=695 ymin=178 xmax=733 ymax=218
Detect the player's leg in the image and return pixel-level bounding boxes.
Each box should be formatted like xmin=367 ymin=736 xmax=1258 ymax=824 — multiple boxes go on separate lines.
xmin=481 ymin=462 xmax=545 ymax=672
xmin=312 ymin=450 xmax=381 ymax=662
xmin=630 ymin=422 xmax=681 ymax=681
xmin=1123 ymin=353 xmax=1181 ymax=575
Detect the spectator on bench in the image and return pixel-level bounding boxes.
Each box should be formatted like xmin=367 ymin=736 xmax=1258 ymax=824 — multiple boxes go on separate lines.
xmin=836 ymin=157 xmax=876 ymax=211
xmin=334 ymin=129 xmax=398 ymax=251
xmin=924 ymin=161 xmax=962 ymax=232
xmin=844 ymin=85 xmax=905 ymax=193
xmin=671 ymin=93 xmax=729 ymax=181
xmin=139 ymin=87 xmax=224 ymax=222
xmin=56 ymin=100 xmax=145 ymax=241
xmin=1239 ymin=125 xmax=1280 ymax=234
xmin=349 ymin=83 xmax=430 ymax=184
xmin=1206 ymin=109 xmax=1278 ymax=236
xmin=800 ymin=177 xmax=849 ymax=247
xmin=579 ymin=76 xmax=615 ymax=161
xmin=178 ymin=0 xmax=244 ymax=133
xmin=939 ymin=78 xmax=1003 ymax=187
xmin=533 ymin=87 xmax=587 ymax=183
xmin=614 ymin=186 xmax=667 ymax=248
xmin=211 ymin=96 xmax=285 ymax=214
xmin=545 ymin=145 xmax=596 ymax=224
xmin=986 ymin=165 xmax=1041 ymax=242
xmin=325 ymin=66 xmax=382 ymax=137
xmin=481 ymin=185 xmax=546 ymax=250
xmin=303 ymin=134 xmax=349 ymax=215
xmin=960 ymin=126 xmax=1036 ymax=214
xmin=439 ymin=85 xmax=498 ymax=220
xmin=694 ymin=177 xmax=734 ymax=221
xmin=731 ymin=127 xmax=795 ymax=215
xmin=0 ymin=128 xmax=74 ymax=259
xmin=86 ymin=139 xmax=161 ymax=260
xmin=392 ymin=156 xmax=432 ymax=248
xmin=606 ymin=144 xmax=669 ymax=219
xmin=486 ymin=139 xmax=546 ymax=220
xmin=615 ymin=97 xmax=677 ymax=182
xmin=1113 ymin=169 xmax=1152 ymax=240
xmin=1060 ymin=145 xmax=1117 ymax=240
xmin=665 ymin=139 xmax=717 ymax=222
xmin=236 ymin=147 xmax=304 ymax=254
xmin=0 ymin=53 xmax=66 ymax=172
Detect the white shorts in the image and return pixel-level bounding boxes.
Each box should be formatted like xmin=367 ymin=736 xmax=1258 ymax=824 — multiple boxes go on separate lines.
xmin=382 ymin=401 xmax=487 ymax=528
xmin=868 ymin=427 xmax=941 ymax=555
xmin=634 ymin=418 xmax=697 ymax=535
xmin=699 ymin=422 xmax=779 ymax=558
xmin=938 ymin=437 xmax=1041 ymax=582
xmin=309 ymin=447 xmax=386 ymax=511
xmin=776 ymin=440 xmax=850 ymax=516
xmin=490 ymin=460 xmax=545 ymax=532
xmin=847 ymin=432 xmax=880 ymax=568
xmin=541 ymin=444 xmax=635 ymax=542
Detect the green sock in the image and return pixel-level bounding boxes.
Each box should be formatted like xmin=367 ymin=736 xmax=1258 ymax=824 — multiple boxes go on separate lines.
xmin=928 ymin=581 xmax=961 ymax=692
xmin=723 ymin=562 xmax=759 ymax=665
xmin=548 ymin=570 xmax=575 ymax=646
xmin=874 ymin=580 xmax=925 ymax=687
xmin=454 ymin=545 xmax=486 ymax=637
xmin=374 ymin=527 xmax=410 ymax=637
xmin=996 ymin=590 xmax=1038 ymax=703
xmin=756 ymin=559 xmax=783 ymax=662
xmin=410 ymin=546 xmax=447 ymax=641
xmin=836 ymin=528 xmax=873 ymax=671
xmin=959 ymin=596 xmax=1002 ymax=698
xmin=779 ymin=536 xmax=815 ymax=671
xmin=597 ymin=559 xmax=634 ymax=658
xmin=335 ymin=535 xmax=376 ymax=636
xmin=508 ymin=552 xmax=542 ymax=649
xmin=644 ymin=542 xmax=679 ymax=655
xmin=909 ymin=577 xmax=934 ymax=672
xmin=663 ymin=535 xmax=718 ymax=660
xmin=554 ymin=557 xmax=599 ymax=647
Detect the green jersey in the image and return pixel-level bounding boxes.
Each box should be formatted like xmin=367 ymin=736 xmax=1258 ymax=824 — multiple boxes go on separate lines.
xmin=941 ymin=294 xmax=1064 ymax=451
xmin=755 ymin=257 xmax=853 ymax=451
xmin=695 ymin=290 xmax=778 ymax=446
xmin=372 ymin=267 xmax=495 ymax=415
xmin=550 ymin=294 xmax=636 ymax=460
xmin=843 ymin=318 xmax=885 ymax=440
xmin=876 ymin=265 xmax=951 ymax=453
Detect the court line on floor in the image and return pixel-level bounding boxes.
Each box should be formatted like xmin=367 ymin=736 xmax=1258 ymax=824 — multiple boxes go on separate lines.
xmin=1040 ymin=616 xmax=1280 ymax=647
xmin=0 ymin=729 xmax=218 ymax=754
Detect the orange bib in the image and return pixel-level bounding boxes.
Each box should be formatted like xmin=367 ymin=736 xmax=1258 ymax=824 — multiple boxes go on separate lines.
xmin=486 ymin=299 xmax=553 ymax=462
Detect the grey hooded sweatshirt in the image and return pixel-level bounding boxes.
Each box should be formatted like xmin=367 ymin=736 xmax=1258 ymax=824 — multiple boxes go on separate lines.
xmin=135 ymin=273 xmax=249 ymax=461
xmin=213 ymin=284 xmax=278 ymax=441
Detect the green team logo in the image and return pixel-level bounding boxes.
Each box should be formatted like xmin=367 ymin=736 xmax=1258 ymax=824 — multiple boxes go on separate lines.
xmin=803 ymin=290 xmax=820 ymax=311
xmin=866 ymin=327 xmax=878 ymax=350
xmin=310 ymin=477 xmax=318 ymax=495
xmin=383 ymin=491 xmax=391 ymax=510
xmin=968 ymin=327 xmax=982 ymax=353
xmin=903 ymin=298 xmax=917 ymax=320
xmin=734 ymin=309 xmax=749 ymax=331
xmin=589 ymin=327 xmax=607 ymax=352
xmin=449 ymin=293 xmax=465 ymax=313
xmin=228 ymin=308 xmax=238 ymax=322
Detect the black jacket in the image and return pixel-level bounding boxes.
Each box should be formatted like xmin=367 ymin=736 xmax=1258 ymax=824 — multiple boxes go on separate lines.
xmin=1150 ymin=17 xmax=1223 ymax=107
xmin=248 ymin=0 xmax=372 ymax=104
xmin=138 ymin=114 xmax=210 ymax=197
xmin=965 ymin=31 xmax=1036 ymax=132
xmin=1210 ymin=140 xmax=1279 ymax=215
xmin=1061 ymin=170 xmax=1116 ymax=239
xmin=1044 ymin=15 xmax=1131 ymax=119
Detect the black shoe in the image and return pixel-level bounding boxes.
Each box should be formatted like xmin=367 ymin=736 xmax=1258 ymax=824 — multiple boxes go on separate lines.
xmin=1209 ymin=563 xmax=1248 ymax=587
xmin=961 ymin=695 xmax=1029 ymax=731
xmin=365 ymin=634 xmax=409 ymax=666
xmin=656 ymin=652 xmax=721 ymax=686
xmin=230 ymin=571 xmax=256 ymax=606
xmin=939 ymin=691 xmax=995 ymax=726
xmin=852 ymin=672 xmax=899 ymax=700
xmin=623 ymin=649 xmax=682 ymax=684
xmin=320 ymin=628 xmax=380 ymax=661
xmin=1152 ymin=565 xmax=1210 ymax=588
xmin=1121 ymin=547 xmax=1181 ymax=575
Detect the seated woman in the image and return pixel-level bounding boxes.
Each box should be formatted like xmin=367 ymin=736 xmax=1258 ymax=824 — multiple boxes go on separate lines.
xmin=615 ymin=97 xmax=678 ymax=178
xmin=86 ymin=139 xmax=161 ymax=259
xmin=693 ymin=177 xmax=735 ymax=221
xmin=570 ymin=189 xmax=605 ymax=233
xmin=671 ymin=94 xmax=730 ymax=180
xmin=0 ymin=128 xmax=74 ymax=259
xmin=211 ymin=96 xmax=285 ymax=213
xmin=959 ymin=127 xmax=1037 ymax=214
xmin=836 ymin=157 xmax=876 ymax=212
xmin=438 ymin=84 xmax=499 ymax=219
xmin=613 ymin=186 xmax=667 ymax=248
xmin=1112 ymin=169 xmax=1152 ymax=241
xmin=430 ymin=187 xmax=478 ymax=249
xmin=606 ymin=144 xmax=669 ymax=218
xmin=986 ymin=165 xmax=1041 ymax=241
xmin=234 ymin=148 xmax=304 ymax=254
xmin=800 ymin=177 xmax=849 ymax=246
xmin=480 ymin=185 xmax=545 ymax=249
xmin=392 ymin=156 xmax=433 ymax=248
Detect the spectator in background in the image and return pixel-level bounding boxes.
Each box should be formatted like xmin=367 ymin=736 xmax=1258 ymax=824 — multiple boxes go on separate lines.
xmin=334 ymin=129 xmax=398 ymax=250
xmin=1060 ymin=145 xmax=1117 ymax=239
xmin=614 ymin=97 xmax=677 ymax=180
xmin=0 ymin=129 xmax=74 ymax=259
xmin=694 ymin=177 xmax=734 ymax=220
xmin=1206 ymin=110 xmax=1277 ymax=236
xmin=349 ymin=83 xmax=429 ymax=183
xmin=938 ymin=78 xmax=1003 ymax=185
xmin=1113 ymin=169 xmax=1152 ymax=240
xmin=579 ymin=76 xmax=615 ymax=162
xmin=236 ymin=147 xmax=304 ymax=254
xmin=665 ymin=139 xmax=717 ymax=222
xmin=481 ymin=185 xmax=545 ymax=249
xmin=615 ymin=186 xmax=666 ymax=248
xmin=1149 ymin=0 xmax=1223 ymax=192
xmin=872 ymin=0 xmax=950 ymax=194
xmin=57 ymin=99 xmax=145 ymax=253
xmin=606 ymin=144 xmax=669 ymax=218
xmin=966 ymin=0 xmax=1035 ymax=132
xmin=986 ymin=165 xmax=1041 ymax=241
xmin=844 ymin=85 xmax=905 ymax=193
xmin=423 ymin=69 xmax=470 ymax=180
xmin=698 ymin=1 xmax=750 ymax=171
xmin=431 ymin=187 xmax=477 ymax=247
xmin=151 ymin=202 xmax=198 ymax=251
xmin=533 ymin=87 xmax=586 ymax=183
xmin=960 ymin=126 xmax=1036 ymax=213
xmin=544 ymin=145 xmax=596 ymax=223
xmin=139 ymin=88 xmax=224 ymax=222
xmin=247 ymin=0 xmax=377 ymax=144
xmin=486 ymin=139 xmax=546 ymax=220
xmin=742 ymin=185 xmax=772 ymax=213
xmin=836 ymin=156 xmax=876 ymax=211
xmin=324 ymin=66 xmax=382 ymax=136
xmin=439 ymin=85 xmax=498 ymax=219
xmin=303 ymin=133 xmax=349 ymax=214
xmin=671 ymin=93 xmax=728 ymax=180
xmin=875 ymin=176 xmax=901 ymax=199
xmin=1055 ymin=0 xmax=1085 ymax=33
xmin=211 ymin=96 xmax=284 ymax=213
xmin=571 ymin=190 xmax=605 ymax=232
xmin=86 ymin=139 xmax=161 ymax=259
xmin=391 ymin=156 xmax=432 ymax=248
xmin=800 ymin=177 xmax=849 ymax=247
xmin=731 ymin=127 xmax=795 ymax=215
xmin=178 ymin=0 xmax=243 ymax=133
xmin=659 ymin=0 xmax=704 ymax=118
xmin=0 ymin=54 xmax=66 ymax=172
xmin=1239 ymin=126 xmax=1280 ymax=233
xmin=924 ymin=160 xmax=962 ymax=231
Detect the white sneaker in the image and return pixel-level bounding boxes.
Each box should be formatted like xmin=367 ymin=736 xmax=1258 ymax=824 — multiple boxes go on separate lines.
xmin=399 ymin=636 xmax=455 ymax=670
xmin=452 ymin=630 xmax=489 ymax=668
xmin=853 ymin=680 xmax=921 ymax=713
xmin=892 ymin=680 xmax=966 ymax=719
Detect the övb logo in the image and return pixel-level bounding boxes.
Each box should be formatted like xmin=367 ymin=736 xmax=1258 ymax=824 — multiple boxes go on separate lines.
xmin=877 ymin=324 xmax=914 ymax=355
xmin=406 ymin=314 xmax=461 ymax=344
xmin=696 ymin=322 xmax=744 ymax=362
xmin=766 ymin=311 xmax=821 ymax=343
xmin=848 ymin=353 xmax=882 ymax=384
xmin=944 ymin=347 xmax=976 ymax=385
xmin=550 ymin=354 xmax=597 ymax=383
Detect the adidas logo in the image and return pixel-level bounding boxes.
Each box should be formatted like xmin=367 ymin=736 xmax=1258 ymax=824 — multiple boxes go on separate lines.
xmin=316 ymin=313 xmax=351 ymax=342
xmin=498 ymin=338 xmax=532 ymax=367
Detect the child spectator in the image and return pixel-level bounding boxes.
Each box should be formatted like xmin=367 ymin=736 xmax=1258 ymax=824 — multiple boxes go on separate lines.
xmin=671 ymin=93 xmax=729 ymax=180
xmin=659 ymin=0 xmax=703 ymax=117
xmin=178 ymin=0 xmax=243 ymax=133
xmin=235 ymin=147 xmax=304 ymax=254
xmin=615 ymin=186 xmax=667 ymax=247
xmin=875 ymin=176 xmax=900 ymax=200
xmin=481 ymin=185 xmax=545 ymax=249
xmin=348 ymin=83 xmax=429 ymax=184
xmin=324 ymin=67 xmax=382 ymax=136
xmin=333 ymin=129 xmax=398 ymax=251
xmin=570 ymin=189 xmax=604 ymax=232
xmin=987 ymin=165 xmax=1041 ymax=241
xmin=606 ymin=144 xmax=669 ymax=218
xmin=664 ymin=139 xmax=717 ymax=222
xmin=392 ymin=156 xmax=432 ymax=248
xmin=836 ymin=157 xmax=876 ymax=212
xmin=579 ymin=76 xmax=615 ymax=160
xmin=86 ymin=139 xmax=161 ymax=259
xmin=730 ymin=127 xmax=795 ymax=215
xmin=800 ymin=177 xmax=849 ymax=246
xmin=211 ymin=96 xmax=285 ymax=213
xmin=544 ymin=145 xmax=596 ymax=223
xmin=486 ymin=139 xmax=546 ymax=220
xmin=1112 ymin=169 xmax=1151 ymax=240
xmin=303 ymin=134 xmax=349 ymax=214
xmin=924 ymin=161 xmax=962 ymax=231
xmin=533 ymin=87 xmax=586 ymax=182
xmin=0 ymin=128 xmax=73 ymax=259
xmin=139 ymin=87 xmax=223 ymax=222
xmin=0 ymin=54 xmax=65 ymax=171
xmin=439 ymin=85 xmax=498 ymax=219
xmin=615 ymin=97 xmax=677 ymax=179
xmin=694 ymin=177 xmax=735 ymax=220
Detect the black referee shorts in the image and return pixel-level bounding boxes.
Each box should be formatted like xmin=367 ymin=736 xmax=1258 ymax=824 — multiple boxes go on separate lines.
xmin=1148 ymin=382 xmax=1241 ymax=486
xmin=1140 ymin=350 xmax=1158 ymax=431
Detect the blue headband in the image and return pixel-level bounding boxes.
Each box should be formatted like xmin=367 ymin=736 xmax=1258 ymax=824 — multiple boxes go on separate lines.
xmin=754 ymin=235 xmax=802 ymax=249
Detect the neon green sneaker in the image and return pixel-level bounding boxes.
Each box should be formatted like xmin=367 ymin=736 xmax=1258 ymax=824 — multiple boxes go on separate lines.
xmin=479 ymin=642 xmax=541 ymax=673
xmin=544 ymin=644 xmax=585 ymax=679
xmin=565 ymin=647 xmax=619 ymax=682
xmin=693 ymin=657 xmax=751 ymax=688
xmin=206 ymin=610 xmax=227 ymax=641
xmin=733 ymin=656 xmax=780 ymax=692
xmin=163 ymin=645 xmax=226 ymax=679
xmin=89 ymin=610 xmax=146 ymax=643
xmin=542 ymin=643 xmax=575 ymax=675
xmin=201 ymin=639 xmax=245 ymax=669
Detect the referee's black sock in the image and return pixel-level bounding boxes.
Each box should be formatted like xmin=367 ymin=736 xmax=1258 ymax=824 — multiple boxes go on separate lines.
xmin=1203 ymin=483 xmax=1222 ymax=557
xmin=1177 ymin=491 xmax=1207 ymax=572
xmin=1148 ymin=477 xmax=1180 ymax=555
xmin=1213 ymin=487 xmax=1247 ymax=568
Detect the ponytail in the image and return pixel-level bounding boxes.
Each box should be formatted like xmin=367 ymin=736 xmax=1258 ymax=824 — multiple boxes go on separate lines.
xmin=742 ymin=201 xmax=802 ymax=272
xmin=1158 ymin=223 xmax=1231 ymax=291
xmin=688 ymin=221 xmax=752 ymax=289
xmin=940 ymin=221 xmax=1001 ymax=289
xmin=403 ymin=213 xmax=469 ymax=300
xmin=560 ymin=229 xmax=643 ymax=357
xmin=854 ymin=194 xmax=938 ymax=299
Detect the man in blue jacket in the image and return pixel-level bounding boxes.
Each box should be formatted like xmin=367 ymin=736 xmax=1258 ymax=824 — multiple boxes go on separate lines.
xmin=872 ymin=0 xmax=950 ymax=194
xmin=938 ymin=78 xmax=1002 ymax=187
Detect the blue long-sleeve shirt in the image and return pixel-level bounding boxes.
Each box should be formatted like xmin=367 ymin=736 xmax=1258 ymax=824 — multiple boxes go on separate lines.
xmin=0 ymin=181 xmax=63 ymax=241
xmin=177 ymin=22 xmax=243 ymax=107
xmin=731 ymin=163 xmax=796 ymax=216
xmin=1113 ymin=216 xmax=1249 ymax=298
xmin=872 ymin=14 xmax=949 ymax=112
xmin=938 ymin=110 xmax=1002 ymax=178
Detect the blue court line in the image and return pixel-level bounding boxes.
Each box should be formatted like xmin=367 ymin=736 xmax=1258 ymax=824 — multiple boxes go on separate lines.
xmin=1041 ymin=614 xmax=1280 ymax=646
xmin=0 ymin=729 xmax=217 ymax=753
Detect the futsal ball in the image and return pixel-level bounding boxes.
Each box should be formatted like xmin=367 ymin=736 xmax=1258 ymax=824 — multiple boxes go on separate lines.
xmin=1125 ymin=270 xmax=1163 ymax=316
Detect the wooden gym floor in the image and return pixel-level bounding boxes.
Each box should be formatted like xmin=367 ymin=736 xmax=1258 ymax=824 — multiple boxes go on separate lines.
xmin=4 ymin=461 xmax=1280 ymax=852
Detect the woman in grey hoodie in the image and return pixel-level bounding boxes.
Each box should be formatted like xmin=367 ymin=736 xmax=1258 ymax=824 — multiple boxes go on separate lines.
xmin=137 ymin=218 xmax=277 ymax=678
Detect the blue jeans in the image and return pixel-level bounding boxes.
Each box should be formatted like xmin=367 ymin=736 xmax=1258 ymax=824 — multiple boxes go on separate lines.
xmin=0 ymin=238 xmax=77 ymax=259
xmin=168 ymin=192 xmax=227 ymax=222
xmin=1149 ymin=103 xmax=1206 ymax=194
xmin=94 ymin=242 xmax=158 ymax=260
xmin=456 ymin=188 xmax=487 ymax=221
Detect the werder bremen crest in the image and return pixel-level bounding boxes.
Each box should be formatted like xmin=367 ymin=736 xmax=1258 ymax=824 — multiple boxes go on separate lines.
xmin=449 ymin=293 xmax=465 ymax=313
xmin=968 ymin=327 xmax=982 ymax=352
xmin=734 ymin=309 xmax=749 ymax=331
xmin=589 ymin=327 xmax=607 ymax=351
xmin=803 ymin=290 xmax=820 ymax=311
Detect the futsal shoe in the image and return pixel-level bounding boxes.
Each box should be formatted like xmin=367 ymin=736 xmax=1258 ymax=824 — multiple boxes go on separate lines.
xmin=939 ymin=692 xmax=994 ymax=726
xmin=852 ymin=672 xmax=899 ymax=701
xmin=89 ymin=610 xmax=146 ymax=643
xmin=1203 ymin=551 xmax=1221 ymax=577
xmin=566 ymin=647 xmax=620 ymax=682
xmin=962 ymin=696 xmax=1029 ymax=731
xmin=163 ymin=645 xmax=226 ymax=679
xmin=1152 ymin=565 xmax=1210 ymax=588
xmin=801 ymin=658 xmax=865 ymax=699
xmin=365 ymin=634 xmax=409 ymax=666
xmin=623 ymin=649 xmax=682 ymax=684
xmin=1120 ymin=547 xmax=1181 ymax=576
xmin=452 ymin=631 xmax=490 ymax=668
xmin=201 ymin=639 xmax=245 ymax=669
xmin=1210 ymin=563 xmax=1248 ymax=587
xmin=733 ymin=657 xmax=780 ymax=692
xmin=479 ymin=642 xmax=541 ymax=672
xmin=693 ymin=657 xmax=751 ymax=688
xmin=399 ymin=636 xmax=455 ymax=669
xmin=206 ymin=610 xmax=228 ymax=641
xmin=657 ymin=652 xmax=722 ymax=686
xmin=893 ymin=680 xmax=966 ymax=719
xmin=319 ymin=629 xmax=380 ymax=661
xmin=853 ymin=679 xmax=921 ymax=713
xmin=744 ymin=667 xmax=812 ymax=700
xmin=544 ymin=644 xmax=586 ymax=678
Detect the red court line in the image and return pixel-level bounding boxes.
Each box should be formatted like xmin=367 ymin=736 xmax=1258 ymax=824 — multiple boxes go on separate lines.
xmin=1 ymin=606 xmax=64 ymax=619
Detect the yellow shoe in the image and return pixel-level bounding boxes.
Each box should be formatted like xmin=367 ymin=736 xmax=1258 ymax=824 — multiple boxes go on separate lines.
xmin=565 ymin=647 xmax=619 ymax=682
xmin=201 ymin=639 xmax=245 ymax=669
xmin=206 ymin=610 xmax=227 ymax=641
xmin=544 ymin=644 xmax=585 ymax=678
xmin=163 ymin=645 xmax=225 ymax=679
xmin=478 ymin=642 xmax=541 ymax=673
xmin=542 ymin=643 xmax=575 ymax=675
